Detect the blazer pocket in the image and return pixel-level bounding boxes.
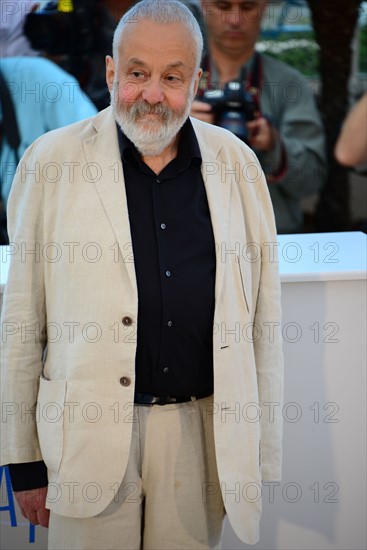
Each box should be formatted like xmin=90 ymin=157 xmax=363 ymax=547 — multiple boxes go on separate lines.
xmin=236 ymin=255 xmax=250 ymax=314
xmin=37 ymin=377 xmax=67 ymax=475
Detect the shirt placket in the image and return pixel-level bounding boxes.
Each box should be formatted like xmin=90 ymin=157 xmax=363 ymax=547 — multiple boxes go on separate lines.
xmin=152 ymin=175 xmax=176 ymax=391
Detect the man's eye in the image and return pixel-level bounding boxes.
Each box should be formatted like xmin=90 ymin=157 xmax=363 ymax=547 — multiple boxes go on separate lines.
xmin=216 ymin=2 xmax=231 ymax=11
xmin=216 ymin=1 xmax=257 ymax=11
xmin=241 ymin=2 xmax=257 ymax=10
xmin=166 ymin=75 xmax=180 ymax=82
xmin=131 ymin=71 xmax=145 ymax=79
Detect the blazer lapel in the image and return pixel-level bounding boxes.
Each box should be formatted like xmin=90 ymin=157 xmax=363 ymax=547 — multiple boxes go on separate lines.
xmin=192 ymin=119 xmax=232 ymax=312
xmin=82 ymin=108 xmax=137 ymax=297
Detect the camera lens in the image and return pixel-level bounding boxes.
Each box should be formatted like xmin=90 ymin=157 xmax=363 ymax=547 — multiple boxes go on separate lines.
xmin=217 ymin=111 xmax=249 ymax=143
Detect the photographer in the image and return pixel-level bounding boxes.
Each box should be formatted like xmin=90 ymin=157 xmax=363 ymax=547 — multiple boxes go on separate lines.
xmin=191 ymin=0 xmax=327 ymax=234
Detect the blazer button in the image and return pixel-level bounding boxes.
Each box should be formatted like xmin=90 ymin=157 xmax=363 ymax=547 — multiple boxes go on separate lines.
xmin=120 ymin=376 xmax=131 ymax=387
xmin=122 ymin=316 xmax=133 ymax=326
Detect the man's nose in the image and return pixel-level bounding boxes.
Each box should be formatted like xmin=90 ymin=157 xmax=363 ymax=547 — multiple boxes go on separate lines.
xmin=226 ymin=6 xmax=242 ymax=26
xmin=141 ymin=79 xmax=164 ymax=104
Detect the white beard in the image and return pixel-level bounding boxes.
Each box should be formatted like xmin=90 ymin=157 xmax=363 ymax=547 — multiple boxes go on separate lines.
xmin=111 ymin=84 xmax=194 ymax=157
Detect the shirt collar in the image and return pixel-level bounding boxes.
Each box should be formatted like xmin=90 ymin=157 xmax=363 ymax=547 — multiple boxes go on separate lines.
xmin=116 ymin=117 xmax=202 ymax=171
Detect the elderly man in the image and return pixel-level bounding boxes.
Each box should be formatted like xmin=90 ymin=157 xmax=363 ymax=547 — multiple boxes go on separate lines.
xmin=191 ymin=0 xmax=327 ymax=233
xmin=0 ymin=1 xmax=283 ymax=548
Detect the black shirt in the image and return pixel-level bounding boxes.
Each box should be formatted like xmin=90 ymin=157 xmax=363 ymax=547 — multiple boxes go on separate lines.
xmin=118 ymin=118 xmax=216 ymax=396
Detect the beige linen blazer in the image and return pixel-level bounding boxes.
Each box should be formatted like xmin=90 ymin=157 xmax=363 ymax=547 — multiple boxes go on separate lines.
xmin=0 ymin=107 xmax=283 ymax=544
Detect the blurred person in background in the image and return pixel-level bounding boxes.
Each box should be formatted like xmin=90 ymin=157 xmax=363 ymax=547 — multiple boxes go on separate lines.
xmin=0 ymin=0 xmax=40 ymax=57
xmin=0 ymin=0 xmax=40 ymax=243
xmin=0 ymin=57 xmax=98 ymax=243
xmin=191 ymin=0 xmax=327 ymax=234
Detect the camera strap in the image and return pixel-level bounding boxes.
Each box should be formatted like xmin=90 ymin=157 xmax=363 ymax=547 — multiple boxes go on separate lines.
xmin=199 ymin=51 xmax=262 ymax=111
xmin=0 ymin=69 xmax=21 ymax=166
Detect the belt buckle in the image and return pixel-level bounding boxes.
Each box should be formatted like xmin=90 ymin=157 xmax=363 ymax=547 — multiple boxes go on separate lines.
xmin=151 ymin=395 xmax=162 ymax=405
xmin=134 ymin=393 xmax=199 ymax=406
xmin=158 ymin=395 xmax=177 ymax=405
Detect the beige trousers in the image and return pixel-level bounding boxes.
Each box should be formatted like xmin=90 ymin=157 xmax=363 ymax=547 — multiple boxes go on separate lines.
xmin=48 ymin=395 xmax=225 ymax=550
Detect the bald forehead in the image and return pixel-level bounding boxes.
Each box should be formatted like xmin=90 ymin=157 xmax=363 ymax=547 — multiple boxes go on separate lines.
xmin=117 ymin=18 xmax=195 ymax=49
xmin=114 ymin=17 xmax=199 ymax=63
xmin=114 ymin=18 xmax=199 ymax=75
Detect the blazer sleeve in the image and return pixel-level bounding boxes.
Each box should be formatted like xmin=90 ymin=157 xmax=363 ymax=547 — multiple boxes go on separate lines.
xmin=0 ymin=140 xmax=47 ymax=466
xmin=254 ymin=169 xmax=284 ymax=481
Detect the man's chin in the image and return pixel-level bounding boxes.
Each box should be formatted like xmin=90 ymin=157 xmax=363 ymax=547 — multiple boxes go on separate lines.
xmin=135 ymin=119 xmax=166 ymax=133
xmin=138 ymin=113 xmax=164 ymax=121
xmin=137 ymin=144 xmax=168 ymax=157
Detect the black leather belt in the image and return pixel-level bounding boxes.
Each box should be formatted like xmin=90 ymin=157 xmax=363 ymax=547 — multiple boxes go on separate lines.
xmin=134 ymin=392 xmax=211 ymax=406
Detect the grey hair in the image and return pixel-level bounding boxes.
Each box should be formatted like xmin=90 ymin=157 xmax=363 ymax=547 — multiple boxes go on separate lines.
xmin=112 ymin=0 xmax=203 ymax=70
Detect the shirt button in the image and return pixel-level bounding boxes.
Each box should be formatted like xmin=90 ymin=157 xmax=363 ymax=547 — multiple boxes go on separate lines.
xmin=156 ymin=178 xmax=161 ymax=183
xmin=167 ymin=320 xmax=173 ymax=327
xmin=120 ymin=376 xmax=131 ymax=387
xmin=160 ymin=223 xmax=167 ymax=230
xmin=122 ymin=316 xmax=133 ymax=326
xmin=165 ymin=270 xmax=171 ymax=277
xmin=162 ymin=366 xmax=169 ymax=374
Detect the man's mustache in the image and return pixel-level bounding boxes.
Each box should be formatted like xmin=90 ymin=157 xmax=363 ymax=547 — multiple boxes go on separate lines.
xmin=129 ymin=100 xmax=172 ymax=121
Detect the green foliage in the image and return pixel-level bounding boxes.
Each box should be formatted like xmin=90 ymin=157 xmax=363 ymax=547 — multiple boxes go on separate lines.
xmin=257 ymin=33 xmax=319 ymax=77
xmin=263 ymin=44 xmax=319 ymax=76
xmin=258 ymin=20 xmax=367 ymax=77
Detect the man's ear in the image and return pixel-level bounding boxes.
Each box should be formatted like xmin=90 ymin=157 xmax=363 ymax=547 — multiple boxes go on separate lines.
xmin=193 ymin=68 xmax=203 ymax=97
xmin=105 ymin=55 xmax=115 ymax=92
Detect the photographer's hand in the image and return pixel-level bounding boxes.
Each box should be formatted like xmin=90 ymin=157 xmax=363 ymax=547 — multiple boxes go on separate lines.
xmin=247 ymin=117 xmax=278 ymax=152
xmin=190 ymin=100 xmax=215 ymax=124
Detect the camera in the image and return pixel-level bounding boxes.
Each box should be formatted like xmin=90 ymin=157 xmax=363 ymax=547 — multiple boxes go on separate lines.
xmin=202 ymin=82 xmax=258 ymax=143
